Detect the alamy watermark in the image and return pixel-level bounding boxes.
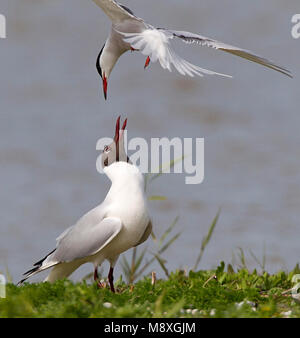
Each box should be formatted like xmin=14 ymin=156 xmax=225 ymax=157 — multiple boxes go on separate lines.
xmin=96 ymin=131 xmax=204 ymax=185
xmin=0 ymin=274 xmax=6 ymax=298
xmin=291 ymin=14 xmax=300 ymax=39
xmin=0 ymin=13 xmax=6 ymax=39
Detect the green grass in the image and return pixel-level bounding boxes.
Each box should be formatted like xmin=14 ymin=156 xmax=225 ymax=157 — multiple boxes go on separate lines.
xmin=1 ymin=262 xmax=300 ymax=318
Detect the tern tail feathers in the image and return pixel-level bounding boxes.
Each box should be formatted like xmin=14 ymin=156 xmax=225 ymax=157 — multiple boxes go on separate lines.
xmin=118 ymin=29 xmax=232 ymax=78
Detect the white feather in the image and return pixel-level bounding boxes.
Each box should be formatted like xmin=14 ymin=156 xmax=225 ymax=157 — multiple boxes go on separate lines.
xmin=92 ymin=0 xmax=144 ymax=23
xmin=94 ymin=2 xmax=292 ymax=79
xmin=20 ymin=162 xmax=150 ymax=284
xmin=118 ymin=29 xmax=232 ymax=78
xmin=159 ymin=29 xmax=292 ymax=78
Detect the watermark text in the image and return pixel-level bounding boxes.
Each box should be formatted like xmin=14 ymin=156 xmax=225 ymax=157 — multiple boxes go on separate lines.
xmin=291 ymin=14 xmax=300 ymax=39
xmin=0 ymin=13 xmax=6 ymax=39
xmin=96 ymin=132 xmax=204 ymax=185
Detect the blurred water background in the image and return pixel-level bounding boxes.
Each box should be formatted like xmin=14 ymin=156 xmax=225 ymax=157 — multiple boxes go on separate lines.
xmin=0 ymin=0 xmax=299 ymax=282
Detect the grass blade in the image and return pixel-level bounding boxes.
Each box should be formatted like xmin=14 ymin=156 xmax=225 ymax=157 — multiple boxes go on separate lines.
xmin=194 ymin=209 xmax=221 ymax=271
xmin=159 ymin=216 xmax=180 ymax=246
xmin=159 ymin=232 xmax=181 ymax=255
xmin=154 ymin=254 xmax=169 ymax=278
xmin=148 ymin=195 xmax=167 ymax=201
xmin=149 ymin=156 xmax=185 ymax=184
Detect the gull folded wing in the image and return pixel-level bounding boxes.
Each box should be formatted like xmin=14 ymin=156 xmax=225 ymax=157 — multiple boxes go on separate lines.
xmin=18 ymin=217 xmax=123 ymax=284
xmin=52 ymin=217 xmax=123 ymax=263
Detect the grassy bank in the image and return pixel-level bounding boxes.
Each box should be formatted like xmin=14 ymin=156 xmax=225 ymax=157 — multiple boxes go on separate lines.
xmin=1 ymin=263 xmax=300 ymax=318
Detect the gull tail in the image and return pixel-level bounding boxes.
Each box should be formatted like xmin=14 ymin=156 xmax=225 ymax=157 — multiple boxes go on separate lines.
xmin=18 ymin=249 xmax=57 ymax=285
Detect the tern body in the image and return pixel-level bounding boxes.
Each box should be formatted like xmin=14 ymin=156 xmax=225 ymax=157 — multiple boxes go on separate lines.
xmin=20 ymin=118 xmax=152 ymax=292
xmin=104 ymin=23 xmax=141 ymax=64
xmin=93 ymin=0 xmax=292 ymax=99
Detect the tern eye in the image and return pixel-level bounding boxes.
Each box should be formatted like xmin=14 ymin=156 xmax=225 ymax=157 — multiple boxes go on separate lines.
xmin=104 ymin=145 xmax=110 ymax=153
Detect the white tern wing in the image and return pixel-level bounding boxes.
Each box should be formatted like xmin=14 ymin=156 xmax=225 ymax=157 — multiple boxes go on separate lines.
xmin=92 ymin=0 xmax=144 ymax=23
xmin=118 ymin=28 xmax=232 ymax=78
xmin=163 ymin=29 xmax=292 ymax=78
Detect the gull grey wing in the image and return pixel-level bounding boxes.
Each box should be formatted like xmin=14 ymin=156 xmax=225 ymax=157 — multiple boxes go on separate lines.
xmin=135 ymin=220 xmax=152 ymax=247
xmin=52 ymin=217 xmax=123 ymax=263
xmin=92 ymin=0 xmax=144 ymax=23
xmin=56 ymin=225 xmax=73 ymax=244
xmin=163 ymin=29 xmax=292 ymax=78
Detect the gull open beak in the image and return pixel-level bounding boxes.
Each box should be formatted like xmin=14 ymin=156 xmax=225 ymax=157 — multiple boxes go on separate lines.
xmin=114 ymin=116 xmax=127 ymax=162
xmin=114 ymin=116 xmax=127 ymax=145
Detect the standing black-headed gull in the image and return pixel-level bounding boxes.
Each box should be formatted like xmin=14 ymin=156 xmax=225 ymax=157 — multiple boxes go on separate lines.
xmin=19 ymin=117 xmax=152 ymax=293
xmin=93 ymin=0 xmax=292 ymax=100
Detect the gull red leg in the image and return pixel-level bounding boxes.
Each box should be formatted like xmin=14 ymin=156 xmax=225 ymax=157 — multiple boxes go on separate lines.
xmin=144 ymin=56 xmax=151 ymax=69
xmin=108 ymin=266 xmax=115 ymax=293
xmin=94 ymin=267 xmax=104 ymax=289
xmin=102 ymin=73 xmax=108 ymax=100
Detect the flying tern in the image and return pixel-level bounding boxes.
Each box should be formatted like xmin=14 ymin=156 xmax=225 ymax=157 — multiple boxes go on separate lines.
xmin=19 ymin=117 xmax=152 ymax=292
xmin=93 ymin=0 xmax=292 ymax=100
